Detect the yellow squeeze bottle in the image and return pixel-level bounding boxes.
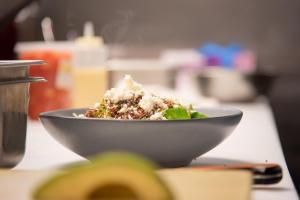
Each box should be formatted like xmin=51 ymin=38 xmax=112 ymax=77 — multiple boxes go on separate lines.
xmin=71 ymin=22 xmax=108 ymax=108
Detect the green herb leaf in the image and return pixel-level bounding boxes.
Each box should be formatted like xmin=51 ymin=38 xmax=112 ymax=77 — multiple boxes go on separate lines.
xmin=163 ymin=107 xmax=191 ymax=120
xmin=191 ymin=111 xmax=208 ymax=119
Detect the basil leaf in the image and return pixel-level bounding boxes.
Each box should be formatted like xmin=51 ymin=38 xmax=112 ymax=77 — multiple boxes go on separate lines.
xmin=163 ymin=107 xmax=191 ymax=120
xmin=191 ymin=111 xmax=208 ymax=119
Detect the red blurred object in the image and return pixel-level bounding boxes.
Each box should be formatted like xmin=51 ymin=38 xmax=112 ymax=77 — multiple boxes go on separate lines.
xmin=20 ymin=51 xmax=71 ymax=120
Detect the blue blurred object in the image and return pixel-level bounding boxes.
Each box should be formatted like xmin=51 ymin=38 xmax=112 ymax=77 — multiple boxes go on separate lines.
xmin=226 ymin=43 xmax=242 ymax=53
xmin=199 ymin=43 xmax=222 ymax=57
xmin=220 ymin=50 xmax=235 ymax=68
xmin=198 ymin=43 xmax=244 ymax=68
xmin=221 ymin=44 xmax=243 ymax=68
xmin=198 ymin=43 xmax=222 ymax=66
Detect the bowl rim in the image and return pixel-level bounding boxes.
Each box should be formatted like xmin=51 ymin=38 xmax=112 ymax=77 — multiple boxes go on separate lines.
xmin=39 ymin=107 xmax=243 ymax=123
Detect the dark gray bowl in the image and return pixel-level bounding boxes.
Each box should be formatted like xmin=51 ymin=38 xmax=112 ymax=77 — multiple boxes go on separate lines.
xmin=39 ymin=108 xmax=242 ymax=167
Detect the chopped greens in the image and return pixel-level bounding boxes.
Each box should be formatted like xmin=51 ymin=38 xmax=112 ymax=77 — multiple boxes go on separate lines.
xmin=191 ymin=111 xmax=208 ymax=119
xmin=163 ymin=107 xmax=207 ymax=120
xmin=163 ymin=107 xmax=190 ymax=120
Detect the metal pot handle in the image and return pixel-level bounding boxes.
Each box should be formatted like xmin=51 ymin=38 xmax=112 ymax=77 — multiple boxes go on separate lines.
xmin=0 ymin=77 xmax=46 ymax=85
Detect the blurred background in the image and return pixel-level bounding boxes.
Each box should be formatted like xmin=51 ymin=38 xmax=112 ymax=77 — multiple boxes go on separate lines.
xmin=1 ymin=0 xmax=300 ymax=191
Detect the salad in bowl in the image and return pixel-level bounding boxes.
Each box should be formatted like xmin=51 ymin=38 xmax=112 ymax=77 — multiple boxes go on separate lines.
xmin=40 ymin=75 xmax=242 ymax=167
xmin=79 ymin=75 xmax=207 ymax=120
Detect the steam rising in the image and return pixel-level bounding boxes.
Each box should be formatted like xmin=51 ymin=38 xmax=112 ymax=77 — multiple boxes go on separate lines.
xmin=101 ymin=10 xmax=134 ymax=44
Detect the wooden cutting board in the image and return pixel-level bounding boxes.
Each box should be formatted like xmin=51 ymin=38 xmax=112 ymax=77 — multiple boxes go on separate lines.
xmin=159 ymin=169 xmax=252 ymax=200
xmin=0 ymin=169 xmax=251 ymax=200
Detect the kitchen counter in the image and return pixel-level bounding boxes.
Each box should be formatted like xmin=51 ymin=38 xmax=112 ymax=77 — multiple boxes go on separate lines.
xmin=15 ymin=99 xmax=298 ymax=199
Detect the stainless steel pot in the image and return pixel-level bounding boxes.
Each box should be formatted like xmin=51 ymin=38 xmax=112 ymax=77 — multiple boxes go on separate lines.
xmin=0 ymin=60 xmax=45 ymax=167
xmin=0 ymin=60 xmax=44 ymax=80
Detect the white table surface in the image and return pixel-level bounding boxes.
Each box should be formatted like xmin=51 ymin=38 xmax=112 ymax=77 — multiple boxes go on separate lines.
xmin=14 ymin=99 xmax=298 ymax=200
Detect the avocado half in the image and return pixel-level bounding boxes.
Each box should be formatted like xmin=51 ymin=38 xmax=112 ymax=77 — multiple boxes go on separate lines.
xmin=33 ymin=152 xmax=173 ymax=200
